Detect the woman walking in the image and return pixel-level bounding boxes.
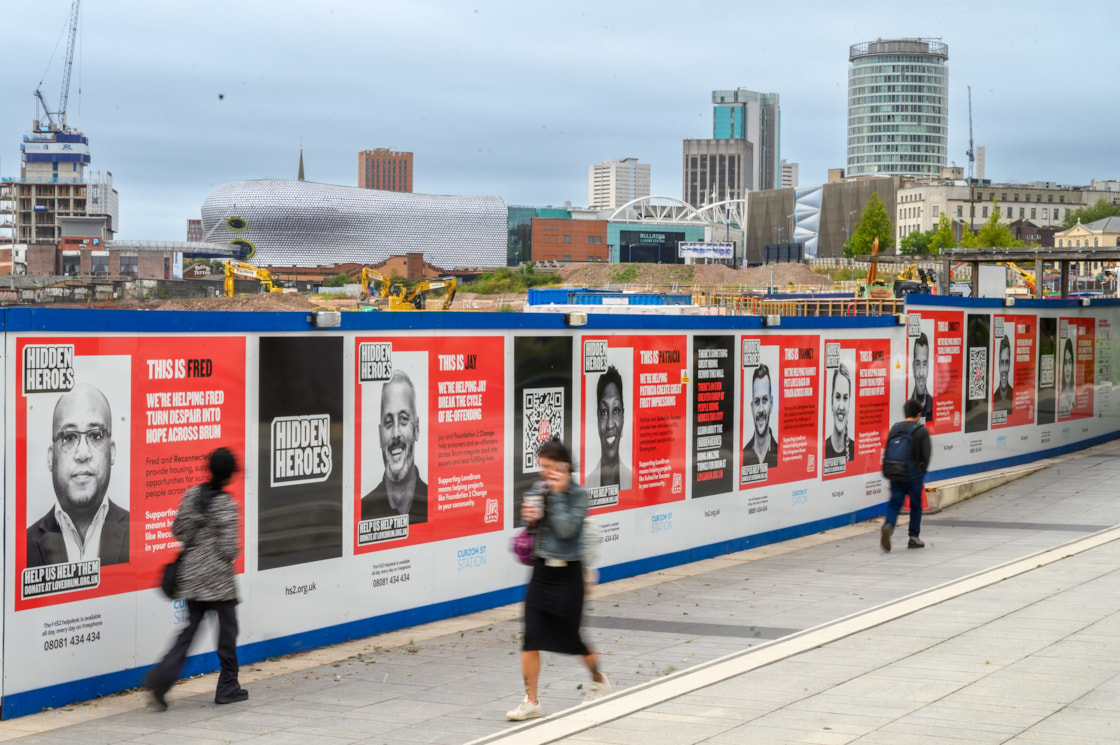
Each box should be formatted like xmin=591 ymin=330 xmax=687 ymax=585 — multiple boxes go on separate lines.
xmin=145 ymin=447 xmax=248 ymax=710
xmin=507 ymin=439 xmax=610 ymax=721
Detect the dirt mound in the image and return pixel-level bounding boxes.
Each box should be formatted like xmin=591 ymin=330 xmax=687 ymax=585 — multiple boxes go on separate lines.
xmin=157 ymin=292 xmax=318 ymax=311
xmin=554 ymin=262 xmax=833 ymax=291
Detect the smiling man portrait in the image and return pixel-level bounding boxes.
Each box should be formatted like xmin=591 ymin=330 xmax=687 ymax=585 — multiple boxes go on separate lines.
xmin=361 ymin=369 xmax=428 ymax=523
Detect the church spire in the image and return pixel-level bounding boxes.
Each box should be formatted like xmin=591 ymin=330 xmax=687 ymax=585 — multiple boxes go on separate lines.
xmin=298 ymin=144 xmax=305 ymax=181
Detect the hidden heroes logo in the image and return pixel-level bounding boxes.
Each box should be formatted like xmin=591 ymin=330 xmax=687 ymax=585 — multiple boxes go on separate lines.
xmin=271 ymin=415 xmax=333 ymax=487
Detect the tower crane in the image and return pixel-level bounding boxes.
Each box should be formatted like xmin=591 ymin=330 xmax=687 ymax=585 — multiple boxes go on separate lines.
xmin=34 ymin=0 xmax=81 ymax=133
xmin=966 ymin=85 xmax=976 ymax=231
xmin=965 ymin=86 xmax=975 ymax=182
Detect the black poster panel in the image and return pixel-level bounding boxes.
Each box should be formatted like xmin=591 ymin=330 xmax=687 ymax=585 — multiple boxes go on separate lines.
xmin=1037 ymin=317 xmax=1058 ymax=425
xmin=512 ymin=336 xmax=573 ymax=514
xmin=257 ymin=336 xmax=344 ymax=569
xmin=965 ymin=314 xmax=990 ymax=433
xmin=692 ymin=335 xmax=735 ymax=498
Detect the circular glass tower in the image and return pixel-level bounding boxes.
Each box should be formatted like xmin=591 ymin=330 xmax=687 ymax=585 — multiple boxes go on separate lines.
xmin=847 ymin=38 xmax=949 ymax=178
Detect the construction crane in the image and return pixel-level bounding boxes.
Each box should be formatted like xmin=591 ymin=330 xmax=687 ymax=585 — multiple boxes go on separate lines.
xmin=965 ymin=86 xmax=975 ymax=183
xmin=34 ymin=0 xmax=81 ymax=133
xmin=966 ymin=86 xmax=976 ymax=232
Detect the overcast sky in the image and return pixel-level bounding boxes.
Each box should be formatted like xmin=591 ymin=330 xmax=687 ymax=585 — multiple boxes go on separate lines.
xmin=3 ymin=0 xmax=1117 ymax=241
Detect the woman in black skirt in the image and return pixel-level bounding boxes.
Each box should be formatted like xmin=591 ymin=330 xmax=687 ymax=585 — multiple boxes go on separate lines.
xmin=506 ymin=440 xmax=610 ymax=721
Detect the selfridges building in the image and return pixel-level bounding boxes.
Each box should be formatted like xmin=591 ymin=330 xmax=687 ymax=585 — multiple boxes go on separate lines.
xmin=200 ymin=179 xmax=508 ymax=267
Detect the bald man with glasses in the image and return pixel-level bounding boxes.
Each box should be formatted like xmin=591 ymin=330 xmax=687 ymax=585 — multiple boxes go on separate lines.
xmin=27 ymin=383 xmax=130 ymax=568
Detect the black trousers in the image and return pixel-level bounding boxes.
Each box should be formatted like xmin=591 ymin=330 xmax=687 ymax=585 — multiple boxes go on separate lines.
xmin=147 ymin=600 xmax=241 ymax=698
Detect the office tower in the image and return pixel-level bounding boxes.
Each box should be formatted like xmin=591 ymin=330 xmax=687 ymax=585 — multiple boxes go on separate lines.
xmin=87 ymin=171 xmax=119 ymax=233
xmin=847 ymin=38 xmax=949 ymax=178
xmin=781 ymin=160 xmax=799 ymax=189
xmin=682 ymin=88 xmax=780 ymax=207
xmin=713 ymin=88 xmax=780 ymax=191
xmin=682 ymin=140 xmax=752 ymax=208
xmin=359 ymin=149 xmax=414 ymax=192
xmin=588 ymin=158 xmax=651 ymax=210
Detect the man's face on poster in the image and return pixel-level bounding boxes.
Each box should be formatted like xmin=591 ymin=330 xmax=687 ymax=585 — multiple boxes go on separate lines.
xmin=48 ymin=385 xmax=116 ymax=514
xmin=832 ymin=373 xmax=851 ymax=437
xmin=750 ymin=375 xmax=772 ymax=439
xmin=912 ymin=342 xmax=929 ymax=397
xmin=596 ymin=381 xmax=624 ymax=460
xmin=999 ymin=344 xmax=1011 ymax=390
xmin=380 ymin=378 xmax=418 ymax=483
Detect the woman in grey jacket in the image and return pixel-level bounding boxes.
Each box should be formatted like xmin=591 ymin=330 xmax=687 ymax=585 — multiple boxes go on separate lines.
xmin=506 ymin=439 xmax=610 ymax=721
xmin=145 ymin=447 xmax=247 ymax=710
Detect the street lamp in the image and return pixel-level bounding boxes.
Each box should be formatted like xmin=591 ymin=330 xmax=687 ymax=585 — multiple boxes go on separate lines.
xmin=776 ymin=225 xmax=785 ymax=244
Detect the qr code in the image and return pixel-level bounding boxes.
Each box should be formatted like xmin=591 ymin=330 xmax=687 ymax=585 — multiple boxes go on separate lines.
xmin=968 ymin=347 xmax=987 ymax=401
xmin=523 ymin=387 xmax=564 ymax=471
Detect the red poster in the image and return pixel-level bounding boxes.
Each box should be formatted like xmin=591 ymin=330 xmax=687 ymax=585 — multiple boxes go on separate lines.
xmin=580 ymin=335 xmax=687 ymax=512
xmin=991 ymin=314 xmax=1037 ymax=428
xmin=1059 ymin=318 xmax=1095 ymax=420
xmin=822 ymin=338 xmax=891 ymax=480
xmin=354 ymin=336 xmax=505 ymax=552
xmin=738 ymin=335 xmax=820 ymax=488
xmin=15 ymin=336 xmax=247 ymax=610
xmin=907 ymin=310 xmax=963 ymax=434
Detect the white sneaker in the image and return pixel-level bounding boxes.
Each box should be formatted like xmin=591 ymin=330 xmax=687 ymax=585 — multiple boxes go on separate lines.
xmin=506 ymin=695 xmax=542 ymax=721
xmin=584 ymin=673 xmax=612 ymax=702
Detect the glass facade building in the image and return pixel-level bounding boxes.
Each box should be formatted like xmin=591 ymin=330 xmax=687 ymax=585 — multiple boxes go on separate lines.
xmin=847 ymin=39 xmax=949 ymax=178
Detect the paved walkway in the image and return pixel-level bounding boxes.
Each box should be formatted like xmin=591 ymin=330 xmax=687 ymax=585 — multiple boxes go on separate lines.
xmin=3 ymin=442 xmax=1120 ymax=744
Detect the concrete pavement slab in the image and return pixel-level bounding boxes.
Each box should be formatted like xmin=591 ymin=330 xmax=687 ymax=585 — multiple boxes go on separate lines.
xmin=3 ymin=442 xmax=1120 ymax=744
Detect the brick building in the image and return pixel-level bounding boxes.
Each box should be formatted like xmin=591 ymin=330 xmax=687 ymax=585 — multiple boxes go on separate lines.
xmin=530 ymin=218 xmax=608 ymax=262
xmin=358 ymin=149 xmax=413 ymax=192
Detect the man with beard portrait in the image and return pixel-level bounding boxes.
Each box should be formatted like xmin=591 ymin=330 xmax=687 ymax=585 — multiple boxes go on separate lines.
xmin=361 ymin=370 xmax=428 ymax=523
xmin=742 ymin=364 xmax=778 ymax=469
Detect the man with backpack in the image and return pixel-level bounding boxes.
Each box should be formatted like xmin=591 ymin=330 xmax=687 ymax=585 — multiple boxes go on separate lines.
xmin=880 ymin=399 xmax=931 ymax=551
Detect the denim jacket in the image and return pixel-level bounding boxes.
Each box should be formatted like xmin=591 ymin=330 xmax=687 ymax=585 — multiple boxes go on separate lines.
xmin=527 ymin=480 xmax=588 ymax=561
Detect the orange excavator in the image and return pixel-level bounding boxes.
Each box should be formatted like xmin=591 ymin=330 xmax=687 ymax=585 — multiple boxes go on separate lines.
xmin=862 ymin=238 xmax=893 ymax=298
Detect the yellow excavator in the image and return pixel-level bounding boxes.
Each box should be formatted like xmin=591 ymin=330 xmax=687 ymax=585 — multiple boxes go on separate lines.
xmin=999 ymin=261 xmax=1037 ymax=295
xmin=390 ymin=277 xmax=457 ymax=311
xmin=224 ymin=260 xmax=286 ymax=297
xmin=360 ymin=267 xmax=400 ymax=302
xmin=892 ymin=264 xmax=937 ymax=297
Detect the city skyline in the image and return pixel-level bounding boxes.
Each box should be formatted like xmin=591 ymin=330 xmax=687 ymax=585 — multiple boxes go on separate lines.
xmin=2 ymin=0 xmax=1117 ymax=241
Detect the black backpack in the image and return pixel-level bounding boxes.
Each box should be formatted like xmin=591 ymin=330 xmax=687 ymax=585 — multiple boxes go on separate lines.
xmin=882 ymin=422 xmax=922 ymax=482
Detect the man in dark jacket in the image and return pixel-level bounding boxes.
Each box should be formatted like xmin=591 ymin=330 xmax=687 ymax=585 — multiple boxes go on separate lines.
xmin=28 ymin=383 xmax=129 ymax=567
xmin=880 ymin=399 xmax=932 ymax=552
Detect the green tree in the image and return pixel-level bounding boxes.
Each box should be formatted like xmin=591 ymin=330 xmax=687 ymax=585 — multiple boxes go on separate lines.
xmin=899 ymin=228 xmax=935 ymax=255
xmin=850 ymin=192 xmax=895 ymax=256
xmin=323 ymin=273 xmax=350 ymax=287
xmin=1063 ymin=198 xmax=1120 ymax=228
xmin=959 ymin=226 xmax=979 ymax=248
xmin=928 ymin=213 xmax=957 ymax=253
xmin=973 ymin=203 xmax=1025 ymax=248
